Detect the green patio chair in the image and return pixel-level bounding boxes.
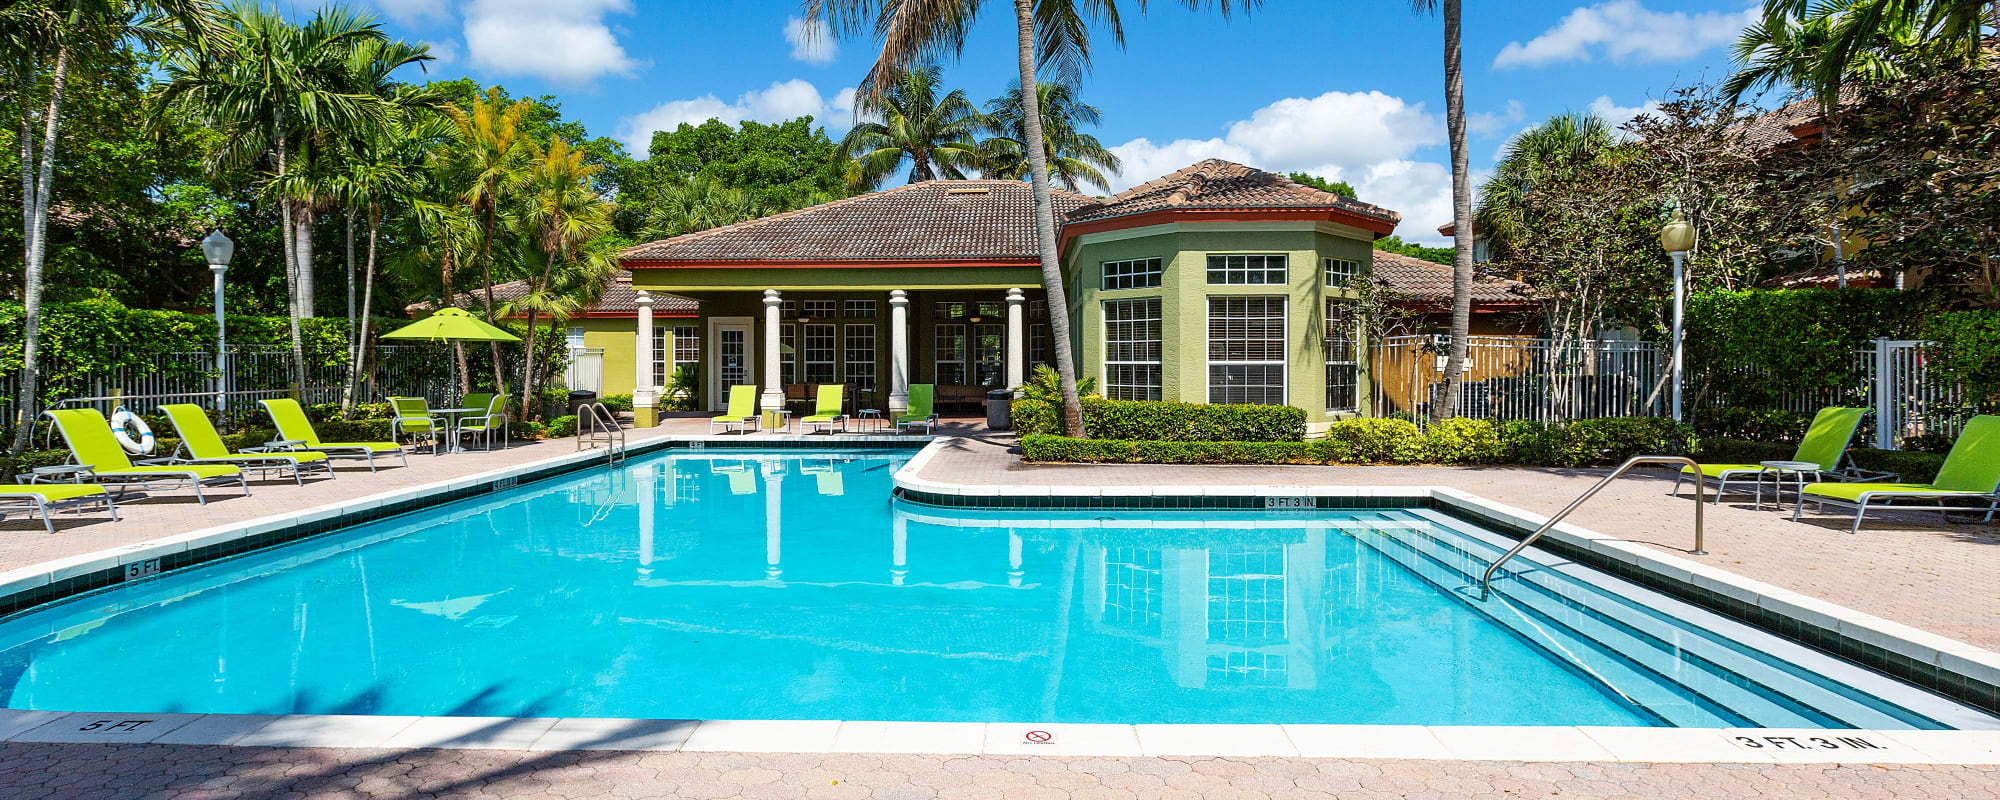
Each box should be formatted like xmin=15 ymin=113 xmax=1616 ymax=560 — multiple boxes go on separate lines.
xmin=260 ymin=398 xmax=408 ymax=472
xmin=389 ymin=397 xmax=447 ymax=455
xmin=896 ymin=384 xmax=939 ymax=434
xmin=1674 ymin=407 xmax=1866 ymax=504
xmin=455 ymin=394 xmax=510 ymax=452
xmin=0 ymin=483 xmax=118 ymax=534
xmin=1794 ymin=415 xmax=2000 ymax=534
xmin=160 ymin=404 xmax=333 ymax=486
xmin=710 ymin=385 xmax=761 ymax=434
xmin=462 ymin=393 xmax=494 ymax=417
xmin=45 ymin=408 xmax=248 ymax=504
xmin=801 ymin=384 xmax=847 ymax=434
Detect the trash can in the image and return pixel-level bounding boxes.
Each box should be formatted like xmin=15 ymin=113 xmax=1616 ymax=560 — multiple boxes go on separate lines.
xmin=568 ymin=389 xmax=598 ymax=418
xmin=986 ymin=388 xmax=1013 ymax=430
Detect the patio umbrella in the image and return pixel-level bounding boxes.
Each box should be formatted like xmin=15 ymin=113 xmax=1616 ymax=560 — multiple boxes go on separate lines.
xmin=379 ymin=307 xmax=519 ymax=342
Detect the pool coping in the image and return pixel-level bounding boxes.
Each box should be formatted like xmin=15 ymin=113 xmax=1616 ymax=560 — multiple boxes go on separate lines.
xmin=0 ymin=436 xmax=1995 ymax=765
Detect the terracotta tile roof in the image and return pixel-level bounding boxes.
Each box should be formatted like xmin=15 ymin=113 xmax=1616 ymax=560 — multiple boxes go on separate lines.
xmin=621 ymin=180 xmax=1097 ymax=262
xmin=1066 ymin=159 xmax=1401 ymax=225
xmin=1372 ymin=250 xmax=1533 ymax=304
xmin=405 ymin=271 xmax=698 ymax=317
xmin=1740 ymin=89 xmax=1856 ymax=153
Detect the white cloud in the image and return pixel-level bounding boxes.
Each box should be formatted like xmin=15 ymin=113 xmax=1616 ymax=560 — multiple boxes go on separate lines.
xmin=463 ymin=0 xmax=640 ymax=85
xmin=1588 ymin=94 xmax=1664 ymax=136
xmin=1494 ymin=1 xmax=1756 ymax=70
xmin=366 ymin=0 xmax=452 ymax=26
xmin=618 ymin=80 xmax=859 ymax=152
xmin=1105 ymin=89 xmax=1458 ymax=242
xmin=1467 ymin=99 xmax=1526 ymax=137
xmin=423 ymin=38 xmax=458 ymax=66
xmin=784 ymin=16 xmax=837 ymax=65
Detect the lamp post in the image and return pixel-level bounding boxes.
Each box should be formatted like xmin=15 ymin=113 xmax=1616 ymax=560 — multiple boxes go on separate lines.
xmin=1659 ymin=213 xmax=1695 ymax=423
xmin=202 ymin=230 xmax=235 ymax=411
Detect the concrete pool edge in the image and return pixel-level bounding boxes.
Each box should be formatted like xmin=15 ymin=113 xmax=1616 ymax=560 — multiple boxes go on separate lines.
xmin=891 ymin=438 xmax=2000 ymax=720
xmin=1 ymin=709 xmax=1996 ymax=764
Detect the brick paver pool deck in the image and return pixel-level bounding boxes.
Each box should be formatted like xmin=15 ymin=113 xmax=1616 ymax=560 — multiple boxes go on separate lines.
xmin=4 ymin=418 xmax=1998 ymax=797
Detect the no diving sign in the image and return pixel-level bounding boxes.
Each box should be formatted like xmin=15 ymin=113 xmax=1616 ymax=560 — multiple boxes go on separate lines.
xmin=1024 ymin=730 xmax=1053 ymax=744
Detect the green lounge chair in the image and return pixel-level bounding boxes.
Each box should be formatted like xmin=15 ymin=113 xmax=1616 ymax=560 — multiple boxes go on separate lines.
xmin=0 ymin=483 xmax=118 ymax=534
xmin=160 ymin=404 xmax=333 ymax=486
xmin=389 ymin=397 xmax=446 ymax=455
xmin=260 ymin=398 xmax=408 ymax=472
xmin=1794 ymin=415 xmax=2000 ymax=534
xmin=455 ymin=394 xmax=510 ymax=452
xmin=896 ymin=384 xmax=939 ymax=434
xmin=45 ymin=408 xmax=247 ymax=504
xmin=1675 ymin=407 xmax=1866 ymax=503
xmin=801 ymin=385 xmax=847 ymax=434
xmin=710 ymin=385 xmax=761 ymax=434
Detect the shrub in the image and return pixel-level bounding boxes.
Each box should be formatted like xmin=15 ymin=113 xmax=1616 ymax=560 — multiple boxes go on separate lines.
xmin=1684 ymin=289 xmax=1918 ymax=408
xmin=1421 ymin=418 xmax=1504 ymax=465
xmin=1012 ymin=397 xmax=1306 ymax=441
xmin=513 ymin=420 xmax=547 ymax=439
xmin=1012 ymin=398 xmax=1058 ymax=435
xmin=597 ymin=393 xmax=633 ymax=414
xmin=1919 ymin=310 xmax=2000 ymax=413
xmin=1021 ymin=435 xmax=1322 ymax=465
xmin=1691 ymin=407 xmax=1814 ymax=442
xmin=1018 ymin=363 xmax=1097 ymax=404
xmin=1323 ymin=418 xmax=1423 ymax=463
xmin=546 ymin=414 xmax=579 ymax=438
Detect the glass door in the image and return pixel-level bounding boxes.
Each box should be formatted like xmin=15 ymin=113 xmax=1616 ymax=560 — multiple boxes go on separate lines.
xmin=710 ymin=319 xmax=754 ymax=410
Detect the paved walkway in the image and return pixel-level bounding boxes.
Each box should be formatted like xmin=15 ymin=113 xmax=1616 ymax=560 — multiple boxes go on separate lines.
xmin=913 ymin=434 xmax=2000 ymax=651
xmin=2 ymin=744 xmax=1996 ymax=800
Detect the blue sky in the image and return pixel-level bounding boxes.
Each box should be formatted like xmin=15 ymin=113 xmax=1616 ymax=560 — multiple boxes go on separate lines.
xmin=325 ymin=0 xmax=1764 ymax=243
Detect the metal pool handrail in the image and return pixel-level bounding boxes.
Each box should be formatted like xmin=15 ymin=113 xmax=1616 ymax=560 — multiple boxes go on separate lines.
xmin=575 ymin=402 xmax=625 ymax=464
xmin=1477 ymin=455 xmax=1705 ymax=600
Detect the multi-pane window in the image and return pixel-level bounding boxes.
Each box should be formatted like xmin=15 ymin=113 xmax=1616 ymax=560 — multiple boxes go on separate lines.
xmin=935 ymin=301 xmax=967 ymax=320
xmin=976 ymin=301 xmax=1003 ymax=319
xmin=844 ymin=324 xmax=877 ymax=394
xmin=803 ymin=324 xmax=837 ymax=384
xmin=1208 ymin=296 xmax=1287 ymax=405
xmin=975 ymin=324 xmax=1004 ymax=386
xmin=650 ymin=328 xmax=669 ymax=390
xmin=1325 ymin=300 xmax=1359 ymax=412
xmin=1324 ymin=257 xmax=1363 ymax=285
xmin=1206 ymin=254 xmax=1288 ymax=285
xmin=803 ymin=299 xmax=837 ymax=318
xmin=781 ymin=299 xmax=797 ymax=317
xmin=1102 ymin=298 xmax=1162 ymax=401
xmin=1030 ymin=300 xmax=1050 ymax=368
xmin=672 ymin=326 xmax=700 ymax=376
xmin=935 ymin=324 xmax=967 ymax=385
xmin=844 ymin=299 xmax=877 ymax=317
xmin=1101 ymin=257 xmax=1163 ymax=290
xmin=779 ymin=324 xmax=797 ymax=383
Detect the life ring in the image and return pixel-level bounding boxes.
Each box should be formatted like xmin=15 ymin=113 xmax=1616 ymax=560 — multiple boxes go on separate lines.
xmin=110 ymin=407 xmax=155 ymax=455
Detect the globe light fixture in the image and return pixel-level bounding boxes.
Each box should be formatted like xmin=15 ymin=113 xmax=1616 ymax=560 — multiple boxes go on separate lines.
xmin=1660 ymin=213 xmax=1694 ymax=423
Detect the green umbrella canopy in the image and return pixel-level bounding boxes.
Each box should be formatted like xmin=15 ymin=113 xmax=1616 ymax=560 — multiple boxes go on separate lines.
xmin=381 ymin=308 xmax=521 ymax=342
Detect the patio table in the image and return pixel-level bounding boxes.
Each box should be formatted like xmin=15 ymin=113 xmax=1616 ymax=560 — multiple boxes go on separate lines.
xmin=1755 ymin=460 xmax=1824 ymax=511
xmin=432 ymin=407 xmax=485 ymax=453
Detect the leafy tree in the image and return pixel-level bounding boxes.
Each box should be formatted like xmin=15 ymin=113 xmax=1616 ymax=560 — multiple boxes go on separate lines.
xmin=444 ymin=87 xmax=533 ymax=394
xmin=839 ymin=63 xmax=985 ymax=189
xmin=1372 ymin=235 xmax=1451 ymax=265
xmin=511 ymin=136 xmax=616 ymax=417
xmin=619 ymin=116 xmax=843 ymax=237
xmin=977 ymin=81 xmax=1120 ymax=193
xmin=808 ymin=0 xmax=1258 ymax=438
xmin=1285 ymin=171 xmax=1356 ymax=198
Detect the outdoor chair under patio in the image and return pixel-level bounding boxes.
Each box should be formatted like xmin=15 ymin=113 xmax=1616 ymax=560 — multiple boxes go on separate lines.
xmin=454 ymin=394 xmax=510 ymax=452
xmin=1794 ymin=414 xmax=2000 ymax=534
xmin=160 ymin=404 xmax=333 ymax=485
xmin=389 ymin=397 xmax=447 ymax=455
xmin=896 ymin=384 xmax=939 ymax=434
xmin=260 ymin=398 xmax=408 ymax=471
xmin=711 ymin=385 xmax=760 ymax=435
xmin=1673 ymin=406 xmax=1866 ymax=504
xmin=45 ymin=408 xmax=248 ymax=504
xmin=0 ymin=484 xmax=118 ymax=534
xmin=801 ymin=385 xmax=847 ymax=434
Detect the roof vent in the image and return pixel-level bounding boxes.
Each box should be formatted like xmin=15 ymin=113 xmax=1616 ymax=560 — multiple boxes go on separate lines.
xmin=945 ymin=186 xmax=991 ymax=195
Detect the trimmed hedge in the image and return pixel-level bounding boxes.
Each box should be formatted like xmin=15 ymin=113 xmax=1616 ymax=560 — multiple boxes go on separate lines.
xmin=1022 ymin=416 xmax=1697 ymax=468
xmin=1012 ymin=397 xmax=1306 ymax=441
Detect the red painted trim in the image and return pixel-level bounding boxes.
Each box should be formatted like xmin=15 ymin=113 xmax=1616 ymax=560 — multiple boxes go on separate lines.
xmin=621 ymin=257 xmax=1039 ymax=270
xmin=496 ymin=310 xmax=696 ymax=321
xmin=1058 ymin=207 xmax=1398 ymax=250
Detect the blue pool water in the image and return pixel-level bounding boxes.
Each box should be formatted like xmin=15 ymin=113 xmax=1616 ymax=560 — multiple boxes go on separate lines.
xmin=0 ymin=450 xmax=1987 ymax=728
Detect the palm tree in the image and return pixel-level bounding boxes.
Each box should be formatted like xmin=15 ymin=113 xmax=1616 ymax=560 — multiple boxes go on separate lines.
xmin=1727 ymin=2 xmax=1922 ymax=104
xmin=158 ymin=3 xmax=399 ymax=393
xmin=444 ymin=89 xmax=534 ymax=396
xmin=806 ymin=0 xmax=1255 ymax=438
xmin=1751 ymin=0 xmax=1996 ymax=106
xmin=838 ymin=64 xmax=986 ymax=189
xmin=513 ymin=137 xmax=617 ymax=419
xmin=1408 ymin=0 xmax=1473 ymax=423
xmin=332 ymin=104 xmax=444 ymax=416
xmin=7 ymin=0 xmax=219 ymax=454
xmin=1473 ymin=112 xmax=1619 ymax=254
xmin=976 ymin=81 xmax=1120 ymax=192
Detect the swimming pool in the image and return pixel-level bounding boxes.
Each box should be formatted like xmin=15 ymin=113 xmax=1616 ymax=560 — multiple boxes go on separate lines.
xmin=0 ymin=449 xmax=1990 ymax=729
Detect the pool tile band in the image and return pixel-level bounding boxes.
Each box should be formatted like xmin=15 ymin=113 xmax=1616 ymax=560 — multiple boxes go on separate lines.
xmin=891 ymin=439 xmax=2000 ymax=718
xmin=0 ymin=436 xmax=928 ymax=620
xmin=1 ymin=708 xmax=1995 ymax=763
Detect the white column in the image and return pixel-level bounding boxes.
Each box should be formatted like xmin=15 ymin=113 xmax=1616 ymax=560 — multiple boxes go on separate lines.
xmin=761 ymin=289 xmax=785 ymax=413
xmin=1005 ymin=287 xmax=1026 ymax=390
xmin=889 ymin=289 xmax=911 ymax=415
xmin=634 ymin=291 xmax=656 ymax=410
xmin=764 ymin=460 xmax=784 ymax=581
